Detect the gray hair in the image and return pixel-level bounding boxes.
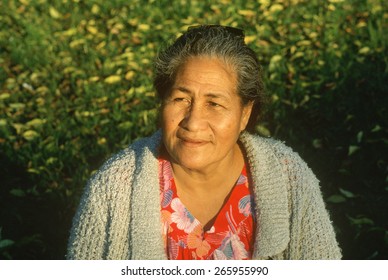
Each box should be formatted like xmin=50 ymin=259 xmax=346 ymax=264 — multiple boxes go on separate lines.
xmin=153 ymin=25 xmax=266 ymax=132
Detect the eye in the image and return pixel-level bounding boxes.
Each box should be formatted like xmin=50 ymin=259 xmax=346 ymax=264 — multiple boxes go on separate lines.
xmin=173 ymin=97 xmax=191 ymax=105
xmin=208 ymin=101 xmax=221 ymax=108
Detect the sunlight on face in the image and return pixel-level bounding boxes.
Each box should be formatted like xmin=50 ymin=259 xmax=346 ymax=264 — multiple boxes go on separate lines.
xmin=161 ymin=56 xmax=252 ymax=173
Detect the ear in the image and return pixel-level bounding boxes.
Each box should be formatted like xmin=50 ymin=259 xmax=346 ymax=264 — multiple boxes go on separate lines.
xmin=240 ymin=101 xmax=254 ymax=132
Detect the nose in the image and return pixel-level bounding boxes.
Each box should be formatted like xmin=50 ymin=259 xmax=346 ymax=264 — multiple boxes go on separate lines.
xmin=180 ymin=102 xmax=207 ymax=131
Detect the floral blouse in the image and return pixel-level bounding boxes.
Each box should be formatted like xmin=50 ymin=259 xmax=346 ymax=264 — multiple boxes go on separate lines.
xmin=159 ymin=158 xmax=255 ymax=260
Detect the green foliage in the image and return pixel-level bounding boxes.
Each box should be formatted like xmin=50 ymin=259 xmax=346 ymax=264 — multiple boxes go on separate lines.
xmin=0 ymin=0 xmax=387 ymax=259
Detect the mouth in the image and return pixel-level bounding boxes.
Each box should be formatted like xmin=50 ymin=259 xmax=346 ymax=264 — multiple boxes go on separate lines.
xmin=178 ymin=136 xmax=208 ymax=147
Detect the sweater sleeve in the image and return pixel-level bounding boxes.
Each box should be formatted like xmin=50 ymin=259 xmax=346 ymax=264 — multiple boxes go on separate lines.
xmin=66 ymin=148 xmax=135 ymax=260
xmin=66 ymin=171 xmax=110 ymax=259
xmin=278 ymin=146 xmax=342 ymax=259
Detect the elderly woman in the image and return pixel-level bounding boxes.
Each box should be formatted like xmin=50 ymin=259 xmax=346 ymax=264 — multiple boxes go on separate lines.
xmin=67 ymin=25 xmax=341 ymax=260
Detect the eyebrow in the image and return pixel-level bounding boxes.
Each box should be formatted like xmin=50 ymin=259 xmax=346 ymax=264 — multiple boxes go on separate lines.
xmin=174 ymin=86 xmax=229 ymax=100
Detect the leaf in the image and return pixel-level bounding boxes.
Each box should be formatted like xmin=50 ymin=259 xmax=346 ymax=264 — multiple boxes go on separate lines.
xmin=0 ymin=119 xmax=7 ymax=127
xmin=104 ymin=75 xmax=121 ymax=84
xmin=269 ymin=4 xmax=284 ymax=13
xmin=244 ymin=35 xmax=256 ymax=44
xmin=69 ymin=39 xmax=86 ymax=49
xmin=0 ymin=93 xmax=10 ymax=100
xmin=339 ymin=188 xmax=356 ymax=198
xmin=97 ymin=138 xmax=107 ymax=145
xmin=238 ymin=10 xmax=256 ymax=17
xmin=118 ymin=121 xmax=133 ymax=131
xmin=49 ymin=7 xmax=62 ymax=19
xmin=23 ymin=130 xmax=39 ymax=141
xmin=0 ymin=239 xmax=15 ymax=249
xmin=62 ymin=28 xmax=77 ymax=37
xmin=327 ymin=194 xmax=346 ymax=203
xmin=348 ymin=145 xmax=360 ymax=156
xmin=371 ymin=125 xmax=381 ymax=132
xmin=348 ymin=216 xmax=374 ymax=226
xmin=87 ymin=26 xmax=98 ymax=35
xmin=46 ymin=157 xmax=58 ymax=165
xmin=10 ymin=189 xmax=26 ymax=197
xmin=296 ymin=40 xmax=312 ymax=47
xmin=26 ymin=118 xmax=46 ymax=129
xmin=357 ymin=131 xmax=363 ymax=143
xmin=27 ymin=168 xmax=40 ymax=174
xmin=10 ymin=103 xmax=25 ymax=110
xmin=359 ymin=46 xmax=370 ymax=55
xmin=12 ymin=123 xmax=25 ymax=134
xmin=138 ymin=24 xmax=150 ymax=31
xmin=269 ymin=54 xmax=283 ymax=72
xmin=91 ymin=4 xmax=100 ymax=14
xmin=63 ymin=66 xmax=77 ymax=74
xmin=270 ymin=54 xmax=282 ymax=63
xmin=125 ymin=71 xmax=135 ymax=81
xmin=256 ymin=125 xmax=271 ymax=137
xmin=291 ymin=51 xmax=304 ymax=60
xmin=312 ymin=139 xmax=323 ymax=149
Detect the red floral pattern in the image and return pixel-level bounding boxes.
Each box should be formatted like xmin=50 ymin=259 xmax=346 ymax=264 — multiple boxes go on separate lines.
xmin=159 ymin=158 xmax=255 ymax=260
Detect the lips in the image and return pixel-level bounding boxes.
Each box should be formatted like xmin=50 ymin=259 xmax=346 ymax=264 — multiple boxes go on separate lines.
xmin=177 ymin=135 xmax=209 ymax=147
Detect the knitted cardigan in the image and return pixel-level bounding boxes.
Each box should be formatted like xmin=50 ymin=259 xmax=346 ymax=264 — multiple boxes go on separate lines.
xmin=67 ymin=130 xmax=342 ymax=260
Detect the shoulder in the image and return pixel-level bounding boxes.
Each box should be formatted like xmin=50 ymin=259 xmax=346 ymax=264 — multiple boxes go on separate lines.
xmin=240 ymin=132 xmax=306 ymax=167
xmin=86 ymin=130 xmax=162 ymax=193
xmin=240 ymin=132 xmax=319 ymax=189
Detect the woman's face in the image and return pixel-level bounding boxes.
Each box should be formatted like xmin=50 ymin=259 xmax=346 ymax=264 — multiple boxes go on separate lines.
xmin=161 ymin=56 xmax=252 ymax=173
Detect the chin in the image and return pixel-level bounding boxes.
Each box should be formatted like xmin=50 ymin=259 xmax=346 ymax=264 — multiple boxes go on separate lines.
xmin=175 ymin=157 xmax=208 ymax=170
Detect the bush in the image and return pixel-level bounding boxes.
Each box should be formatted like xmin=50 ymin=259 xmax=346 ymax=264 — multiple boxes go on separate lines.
xmin=0 ymin=0 xmax=386 ymax=259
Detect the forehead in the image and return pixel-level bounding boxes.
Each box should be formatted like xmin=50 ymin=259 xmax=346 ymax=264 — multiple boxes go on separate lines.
xmin=173 ymin=56 xmax=238 ymax=95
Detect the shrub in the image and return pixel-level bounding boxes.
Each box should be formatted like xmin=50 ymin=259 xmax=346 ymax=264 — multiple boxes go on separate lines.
xmin=0 ymin=0 xmax=386 ymax=259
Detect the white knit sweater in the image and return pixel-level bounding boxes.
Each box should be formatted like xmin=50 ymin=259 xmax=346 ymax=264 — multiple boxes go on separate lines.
xmin=67 ymin=130 xmax=341 ymax=259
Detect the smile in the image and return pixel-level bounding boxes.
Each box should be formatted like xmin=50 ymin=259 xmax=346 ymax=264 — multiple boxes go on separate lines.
xmin=178 ymin=137 xmax=209 ymax=147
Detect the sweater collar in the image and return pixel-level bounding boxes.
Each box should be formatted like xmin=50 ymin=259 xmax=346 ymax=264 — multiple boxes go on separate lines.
xmin=129 ymin=130 xmax=167 ymax=259
xmin=239 ymin=132 xmax=290 ymax=258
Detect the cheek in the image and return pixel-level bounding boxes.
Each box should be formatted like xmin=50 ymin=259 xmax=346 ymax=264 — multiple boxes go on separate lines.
xmin=212 ymin=111 xmax=242 ymax=131
xmin=162 ymin=111 xmax=180 ymax=134
xmin=163 ymin=106 xmax=186 ymax=126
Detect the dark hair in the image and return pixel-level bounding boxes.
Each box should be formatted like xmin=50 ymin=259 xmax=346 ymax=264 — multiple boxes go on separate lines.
xmin=153 ymin=25 xmax=266 ymax=132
